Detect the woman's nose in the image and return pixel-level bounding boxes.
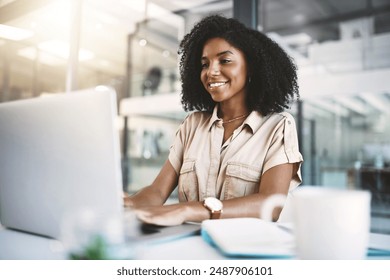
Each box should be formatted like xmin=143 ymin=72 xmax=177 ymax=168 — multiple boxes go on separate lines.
xmin=209 ymin=64 xmax=220 ymax=75
xmin=207 ymin=61 xmax=220 ymax=76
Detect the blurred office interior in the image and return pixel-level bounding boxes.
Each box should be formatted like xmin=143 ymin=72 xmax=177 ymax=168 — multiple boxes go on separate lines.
xmin=0 ymin=0 xmax=390 ymax=233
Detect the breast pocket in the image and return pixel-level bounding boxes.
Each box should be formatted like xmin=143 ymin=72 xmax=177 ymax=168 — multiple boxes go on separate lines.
xmin=178 ymin=159 xmax=199 ymax=202
xmin=223 ymin=163 xmax=261 ymax=200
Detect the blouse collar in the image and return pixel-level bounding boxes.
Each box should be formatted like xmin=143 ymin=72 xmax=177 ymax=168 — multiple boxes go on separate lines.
xmin=207 ymin=105 xmax=267 ymax=134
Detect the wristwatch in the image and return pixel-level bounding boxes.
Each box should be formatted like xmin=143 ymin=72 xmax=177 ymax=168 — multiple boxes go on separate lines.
xmin=203 ymin=197 xmax=223 ymax=219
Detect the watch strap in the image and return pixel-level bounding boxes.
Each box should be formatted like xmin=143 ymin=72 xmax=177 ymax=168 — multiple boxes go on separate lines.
xmin=210 ymin=209 xmax=222 ymax=219
xmin=203 ymin=199 xmax=223 ymax=219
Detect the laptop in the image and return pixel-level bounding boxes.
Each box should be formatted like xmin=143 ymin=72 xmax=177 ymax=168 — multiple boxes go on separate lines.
xmin=0 ymin=87 xmax=199 ymax=247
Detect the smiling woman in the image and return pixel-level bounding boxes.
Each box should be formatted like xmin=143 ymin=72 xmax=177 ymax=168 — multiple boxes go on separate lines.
xmin=124 ymin=15 xmax=303 ymax=226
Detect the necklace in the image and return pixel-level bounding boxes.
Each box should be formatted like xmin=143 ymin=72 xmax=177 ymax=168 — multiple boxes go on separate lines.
xmin=222 ymin=114 xmax=248 ymax=124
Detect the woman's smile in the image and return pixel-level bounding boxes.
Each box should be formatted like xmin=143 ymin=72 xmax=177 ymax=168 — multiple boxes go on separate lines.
xmin=208 ymin=81 xmax=228 ymax=89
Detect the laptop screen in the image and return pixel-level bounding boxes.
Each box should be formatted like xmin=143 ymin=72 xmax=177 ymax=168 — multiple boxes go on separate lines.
xmin=0 ymin=87 xmax=123 ymax=239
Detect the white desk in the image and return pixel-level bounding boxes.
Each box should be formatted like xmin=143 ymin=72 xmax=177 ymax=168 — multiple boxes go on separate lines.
xmin=0 ymin=227 xmax=66 ymax=260
xmin=0 ymin=225 xmax=389 ymax=260
xmin=0 ymin=226 xmax=224 ymax=260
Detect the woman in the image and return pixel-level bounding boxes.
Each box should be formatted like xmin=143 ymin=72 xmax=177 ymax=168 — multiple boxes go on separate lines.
xmin=124 ymin=15 xmax=303 ymax=226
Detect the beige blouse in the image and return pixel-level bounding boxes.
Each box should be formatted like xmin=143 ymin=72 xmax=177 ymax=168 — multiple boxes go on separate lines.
xmin=168 ymin=106 xmax=303 ymax=202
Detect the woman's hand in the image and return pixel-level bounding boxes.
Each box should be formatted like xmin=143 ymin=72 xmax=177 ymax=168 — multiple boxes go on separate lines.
xmin=123 ymin=192 xmax=135 ymax=208
xmin=135 ymin=204 xmax=189 ymax=226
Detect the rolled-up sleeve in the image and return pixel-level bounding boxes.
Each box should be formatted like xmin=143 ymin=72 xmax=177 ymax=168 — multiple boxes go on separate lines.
xmin=168 ymin=130 xmax=184 ymax=175
xmin=262 ymin=113 xmax=303 ymax=190
xmin=168 ymin=115 xmax=191 ymax=175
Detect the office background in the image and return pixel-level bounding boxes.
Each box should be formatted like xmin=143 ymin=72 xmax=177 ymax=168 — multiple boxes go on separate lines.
xmin=1 ymin=0 xmax=389 ymax=233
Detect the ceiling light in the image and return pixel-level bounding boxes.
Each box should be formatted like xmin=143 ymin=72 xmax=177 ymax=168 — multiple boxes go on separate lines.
xmin=17 ymin=47 xmax=65 ymax=66
xmin=0 ymin=24 xmax=34 ymax=41
xmin=139 ymin=39 xmax=147 ymax=47
xmin=18 ymin=41 xmax=94 ymax=64
xmin=38 ymin=40 xmax=94 ymax=61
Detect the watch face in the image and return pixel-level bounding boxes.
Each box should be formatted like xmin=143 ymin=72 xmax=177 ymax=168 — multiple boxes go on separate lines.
xmin=205 ymin=197 xmax=223 ymax=211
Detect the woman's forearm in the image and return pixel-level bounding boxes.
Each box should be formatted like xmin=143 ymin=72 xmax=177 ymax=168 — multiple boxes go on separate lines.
xmin=134 ymin=193 xmax=281 ymax=226
xmin=124 ymin=185 xmax=166 ymax=208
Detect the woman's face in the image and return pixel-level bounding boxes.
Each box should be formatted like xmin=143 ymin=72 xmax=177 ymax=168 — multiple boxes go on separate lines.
xmin=200 ymin=37 xmax=248 ymax=105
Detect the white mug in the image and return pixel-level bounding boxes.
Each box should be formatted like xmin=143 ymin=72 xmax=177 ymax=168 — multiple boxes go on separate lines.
xmin=261 ymin=187 xmax=371 ymax=259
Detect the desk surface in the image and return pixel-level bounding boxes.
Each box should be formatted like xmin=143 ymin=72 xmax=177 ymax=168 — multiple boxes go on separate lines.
xmin=0 ymin=226 xmax=224 ymax=260
xmin=0 ymin=226 xmax=389 ymax=260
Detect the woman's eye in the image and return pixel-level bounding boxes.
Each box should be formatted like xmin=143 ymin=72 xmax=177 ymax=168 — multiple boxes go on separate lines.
xmin=201 ymin=63 xmax=209 ymax=69
xmin=220 ymin=59 xmax=231 ymax=64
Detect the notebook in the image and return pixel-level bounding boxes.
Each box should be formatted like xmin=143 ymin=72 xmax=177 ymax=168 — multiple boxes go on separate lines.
xmin=201 ymin=218 xmax=390 ymax=259
xmin=0 ymin=88 xmax=200 ymax=245
xmin=201 ymin=218 xmax=296 ymax=258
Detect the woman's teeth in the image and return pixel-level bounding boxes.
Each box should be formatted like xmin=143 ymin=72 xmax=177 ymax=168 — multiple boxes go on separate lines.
xmin=209 ymin=82 xmax=226 ymax=88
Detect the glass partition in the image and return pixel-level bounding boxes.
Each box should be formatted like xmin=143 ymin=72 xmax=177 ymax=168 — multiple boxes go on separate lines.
xmin=299 ymin=92 xmax=390 ymax=233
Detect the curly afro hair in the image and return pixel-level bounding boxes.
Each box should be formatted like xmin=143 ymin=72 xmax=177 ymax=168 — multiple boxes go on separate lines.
xmin=178 ymin=14 xmax=299 ymax=116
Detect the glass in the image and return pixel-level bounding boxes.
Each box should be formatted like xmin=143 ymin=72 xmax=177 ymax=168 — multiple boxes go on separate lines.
xmin=60 ymin=209 xmax=141 ymax=260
